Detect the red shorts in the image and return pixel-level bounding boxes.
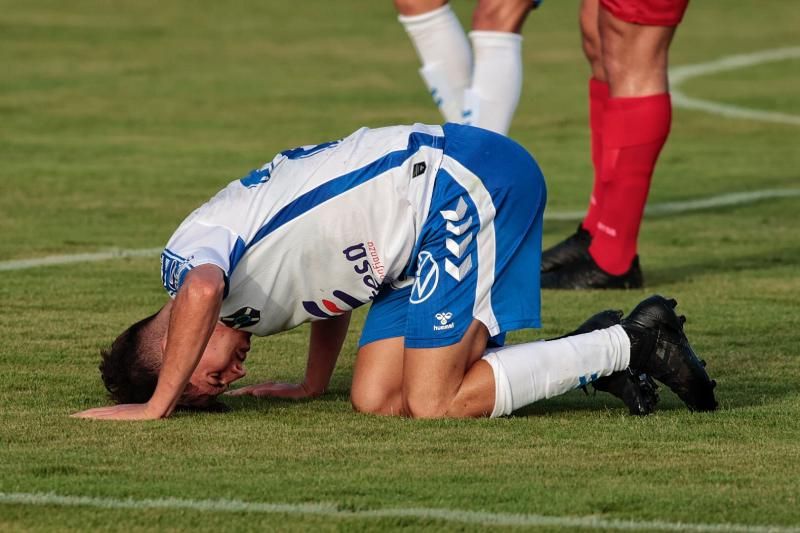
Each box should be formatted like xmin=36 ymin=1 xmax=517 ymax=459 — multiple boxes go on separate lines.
xmin=600 ymin=0 xmax=689 ymax=26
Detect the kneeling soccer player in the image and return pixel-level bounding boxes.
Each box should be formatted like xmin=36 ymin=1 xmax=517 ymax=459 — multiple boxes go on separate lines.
xmin=73 ymin=123 xmax=717 ymax=421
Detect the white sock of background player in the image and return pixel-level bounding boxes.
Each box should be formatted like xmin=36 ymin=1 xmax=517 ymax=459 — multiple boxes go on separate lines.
xmin=463 ymin=30 xmax=524 ymax=135
xmin=398 ymin=4 xmax=472 ymax=123
xmin=482 ymin=326 xmax=631 ymax=417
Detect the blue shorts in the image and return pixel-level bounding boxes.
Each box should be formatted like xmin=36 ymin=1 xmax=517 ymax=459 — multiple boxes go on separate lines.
xmin=360 ymin=123 xmax=546 ymax=349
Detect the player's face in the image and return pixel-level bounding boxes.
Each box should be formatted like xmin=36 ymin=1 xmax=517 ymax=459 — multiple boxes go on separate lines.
xmin=186 ymin=323 xmax=251 ymax=402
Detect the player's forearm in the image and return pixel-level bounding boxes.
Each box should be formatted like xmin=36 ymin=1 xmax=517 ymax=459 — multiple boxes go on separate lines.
xmin=148 ymin=266 xmax=225 ymax=417
xmin=303 ymin=312 xmax=352 ymax=395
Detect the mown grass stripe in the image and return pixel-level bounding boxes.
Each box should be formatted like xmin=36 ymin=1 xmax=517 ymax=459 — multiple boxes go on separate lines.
xmin=1 ymin=492 xmax=798 ymax=532
xmin=2 ymin=189 xmax=799 ymax=272
xmin=527 ymin=188 xmax=800 ymax=222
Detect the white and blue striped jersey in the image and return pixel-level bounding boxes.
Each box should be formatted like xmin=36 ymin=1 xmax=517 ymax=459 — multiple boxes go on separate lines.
xmin=161 ymin=124 xmax=446 ymax=336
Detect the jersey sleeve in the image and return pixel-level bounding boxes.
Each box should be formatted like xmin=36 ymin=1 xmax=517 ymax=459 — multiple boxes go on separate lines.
xmin=160 ymin=221 xmax=245 ymax=297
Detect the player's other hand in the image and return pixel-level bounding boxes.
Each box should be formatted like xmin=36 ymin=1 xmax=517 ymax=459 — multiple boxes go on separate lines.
xmin=71 ymin=403 xmax=163 ymax=420
xmin=225 ymin=381 xmax=319 ymax=399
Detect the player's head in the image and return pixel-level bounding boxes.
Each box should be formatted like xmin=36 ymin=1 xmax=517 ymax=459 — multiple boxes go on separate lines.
xmin=100 ymin=304 xmax=251 ymax=408
xmin=99 ymin=312 xmax=162 ymax=404
xmin=180 ymin=321 xmax=251 ymax=406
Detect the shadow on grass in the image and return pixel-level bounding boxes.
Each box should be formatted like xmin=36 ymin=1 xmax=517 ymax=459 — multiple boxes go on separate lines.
xmin=207 ymin=381 xmax=793 ymax=418
xmin=219 ymin=385 xmax=693 ymax=418
xmin=218 ymin=387 xmax=350 ymax=414
xmin=645 ymin=247 xmax=797 ymax=286
xmin=515 ymin=391 xmax=688 ymax=417
xmin=544 ymin=219 xmax=797 ymax=287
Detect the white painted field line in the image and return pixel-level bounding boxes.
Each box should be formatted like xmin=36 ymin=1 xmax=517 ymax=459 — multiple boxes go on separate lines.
xmin=0 ymin=247 xmax=163 ymax=272
xmin=1 ymin=492 xmax=798 ymax=532
xmin=544 ymin=188 xmax=800 ymax=222
xmin=1 ymin=189 xmax=799 ymax=272
xmin=671 ymin=47 xmax=800 ymax=125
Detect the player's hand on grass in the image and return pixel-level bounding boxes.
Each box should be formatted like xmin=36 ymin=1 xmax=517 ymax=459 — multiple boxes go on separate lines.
xmin=71 ymin=403 xmax=163 ymax=420
xmin=225 ymin=381 xmax=319 ymax=399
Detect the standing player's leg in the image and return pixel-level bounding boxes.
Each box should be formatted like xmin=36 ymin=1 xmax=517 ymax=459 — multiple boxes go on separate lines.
xmin=586 ymin=4 xmax=678 ymax=276
xmin=462 ymin=0 xmax=534 ymax=134
xmin=541 ymin=0 xmax=606 ymax=273
xmin=396 ymin=0 xmax=473 ymax=123
xmin=578 ymin=0 xmax=609 ymax=237
xmin=542 ymin=0 xmax=687 ymax=289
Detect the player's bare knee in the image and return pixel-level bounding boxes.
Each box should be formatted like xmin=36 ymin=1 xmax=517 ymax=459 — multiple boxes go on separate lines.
xmin=351 ymin=385 xmax=399 ymax=416
xmin=394 ymin=0 xmax=447 ymax=17
xmin=403 ymin=394 xmax=449 ymax=419
xmin=472 ymin=0 xmax=532 ymax=33
xmin=602 ymin=50 xmax=668 ymax=95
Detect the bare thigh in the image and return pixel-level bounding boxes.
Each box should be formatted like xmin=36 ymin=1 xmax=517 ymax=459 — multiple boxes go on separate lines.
xmin=351 ymin=337 xmax=405 ymax=416
xmin=402 ymin=319 xmax=494 ymax=418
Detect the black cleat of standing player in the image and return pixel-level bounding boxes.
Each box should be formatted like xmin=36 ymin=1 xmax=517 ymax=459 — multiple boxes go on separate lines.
xmin=540 ymin=225 xmax=643 ymax=289
xmin=559 ymin=309 xmax=659 ymax=416
xmin=621 ymin=295 xmax=718 ymax=412
xmin=541 ymin=254 xmax=644 ymax=290
xmin=541 ymin=224 xmax=592 ymax=273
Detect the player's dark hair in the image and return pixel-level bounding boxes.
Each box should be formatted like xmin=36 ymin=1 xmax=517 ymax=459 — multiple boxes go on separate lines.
xmin=99 ymin=312 xmax=161 ymax=404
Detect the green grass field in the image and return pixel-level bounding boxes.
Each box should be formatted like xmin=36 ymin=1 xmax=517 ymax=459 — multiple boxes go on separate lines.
xmin=1 ymin=1 xmax=799 ymax=531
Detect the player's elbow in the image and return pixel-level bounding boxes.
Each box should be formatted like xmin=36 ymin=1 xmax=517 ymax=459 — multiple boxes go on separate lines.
xmin=181 ymin=269 xmax=225 ymax=302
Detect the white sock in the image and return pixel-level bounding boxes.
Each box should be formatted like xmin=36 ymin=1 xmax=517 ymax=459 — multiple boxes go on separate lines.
xmin=482 ymin=325 xmax=631 ymax=418
xmin=463 ymin=31 xmax=523 ymax=135
xmin=398 ymin=4 xmax=472 ymax=123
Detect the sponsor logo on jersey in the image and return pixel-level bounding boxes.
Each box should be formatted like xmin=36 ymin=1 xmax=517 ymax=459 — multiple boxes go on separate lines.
xmin=221 ymin=307 xmax=261 ymax=329
xmin=412 ymin=161 xmax=427 ymax=178
xmin=303 ymin=290 xmax=364 ymax=319
xmin=343 ymin=242 xmax=381 ymax=300
xmin=410 ymin=250 xmax=439 ymax=304
xmin=433 ymin=311 xmax=454 ymax=331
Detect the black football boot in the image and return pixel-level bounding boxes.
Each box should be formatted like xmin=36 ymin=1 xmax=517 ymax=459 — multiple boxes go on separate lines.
xmin=622 ymin=295 xmax=718 ymax=412
xmin=541 ymin=224 xmax=592 ymax=273
xmin=541 ymin=254 xmax=644 ymax=290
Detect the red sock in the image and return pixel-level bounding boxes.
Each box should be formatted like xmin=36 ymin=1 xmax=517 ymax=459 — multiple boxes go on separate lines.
xmin=582 ymin=78 xmax=609 ymax=236
xmin=589 ymin=93 xmax=672 ymax=275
